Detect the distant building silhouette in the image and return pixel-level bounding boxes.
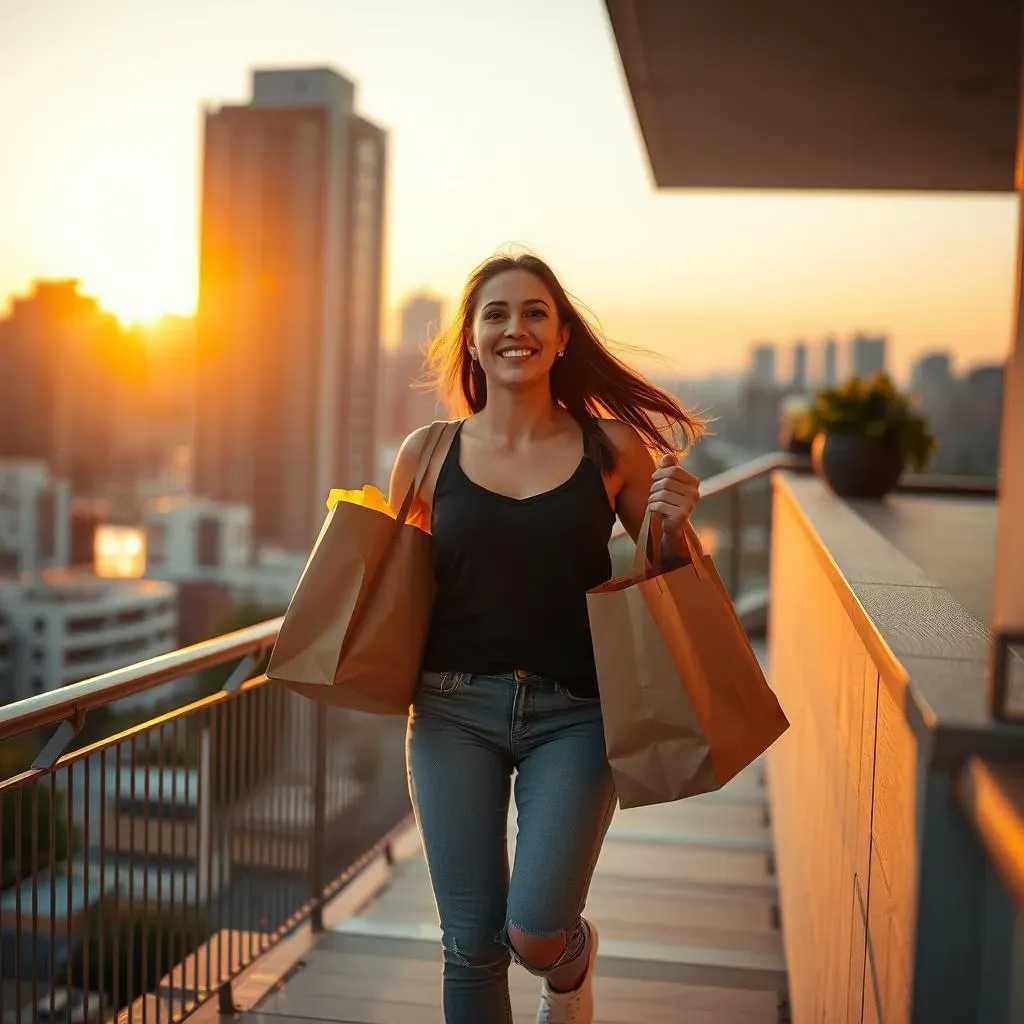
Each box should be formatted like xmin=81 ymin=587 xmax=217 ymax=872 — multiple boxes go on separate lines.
xmin=748 ymin=344 xmax=777 ymax=387
xmin=0 ymin=460 xmax=70 ymax=577
xmin=195 ymin=67 xmax=386 ymax=548
xmin=850 ymin=333 xmax=887 ymax=380
xmin=791 ymin=342 xmax=808 ymax=393
xmin=821 ymin=337 xmax=838 ymax=388
xmin=399 ymin=294 xmax=443 ymax=356
xmin=382 ymin=294 xmax=446 ymax=447
xmin=910 ymin=352 xmax=1003 ymax=476
xmin=0 ymin=281 xmax=126 ymax=492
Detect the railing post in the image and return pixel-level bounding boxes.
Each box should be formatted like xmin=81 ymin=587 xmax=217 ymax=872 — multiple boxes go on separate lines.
xmin=728 ymin=485 xmax=743 ymax=597
xmin=310 ymin=702 xmax=328 ymax=932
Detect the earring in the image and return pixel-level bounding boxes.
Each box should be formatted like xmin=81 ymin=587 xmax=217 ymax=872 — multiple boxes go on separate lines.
xmin=558 ymin=349 xmax=566 ymax=358
xmin=469 ymin=349 xmax=478 ymax=361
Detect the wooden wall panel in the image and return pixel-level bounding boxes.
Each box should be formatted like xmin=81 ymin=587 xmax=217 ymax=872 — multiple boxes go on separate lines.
xmin=867 ymin=682 xmax=920 ymax=1024
xmin=769 ymin=488 xmax=876 ymax=1023
xmin=769 ymin=483 xmax=900 ymax=1024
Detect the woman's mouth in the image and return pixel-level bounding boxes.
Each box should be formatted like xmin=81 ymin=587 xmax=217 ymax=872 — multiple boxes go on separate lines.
xmin=496 ymin=347 xmax=538 ymax=361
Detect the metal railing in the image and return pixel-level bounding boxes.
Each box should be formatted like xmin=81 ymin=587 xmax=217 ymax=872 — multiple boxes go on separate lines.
xmin=0 ymin=621 xmax=411 ymax=1024
xmin=609 ymin=451 xmax=810 ymax=597
xmin=610 ymin=451 xmax=999 ymax=600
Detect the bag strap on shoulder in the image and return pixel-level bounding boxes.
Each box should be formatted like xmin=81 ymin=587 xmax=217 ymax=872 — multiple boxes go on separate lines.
xmin=395 ymin=421 xmax=460 ymax=526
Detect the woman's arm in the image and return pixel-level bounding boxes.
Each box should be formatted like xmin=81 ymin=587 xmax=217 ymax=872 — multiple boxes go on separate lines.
xmin=387 ymin=426 xmax=433 ymax=513
xmin=601 ymin=420 xmax=700 ymax=567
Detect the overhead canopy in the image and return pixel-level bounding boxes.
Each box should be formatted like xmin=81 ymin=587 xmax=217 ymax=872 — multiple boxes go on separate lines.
xmin=604 ymin=1 xmax=1021 ymax=192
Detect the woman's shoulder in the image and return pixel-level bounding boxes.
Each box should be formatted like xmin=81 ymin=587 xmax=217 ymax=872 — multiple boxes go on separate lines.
xmin=388 ymin=422 xmax=458 ymax=508
xmin=595 ymin=418 xmax=646 ymax=456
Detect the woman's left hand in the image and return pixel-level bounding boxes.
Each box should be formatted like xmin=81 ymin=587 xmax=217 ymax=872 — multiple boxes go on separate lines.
xmin=648 ymin=453 xmax=700 ymax=552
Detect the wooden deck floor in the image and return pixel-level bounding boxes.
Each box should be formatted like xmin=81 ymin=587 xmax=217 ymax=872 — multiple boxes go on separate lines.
xmin=242 ymin=760 xmax=787 ymax=1023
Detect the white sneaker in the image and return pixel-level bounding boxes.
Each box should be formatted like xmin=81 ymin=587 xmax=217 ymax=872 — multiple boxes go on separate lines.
xmin=536 ymin=920 xmax=599 ymax=1024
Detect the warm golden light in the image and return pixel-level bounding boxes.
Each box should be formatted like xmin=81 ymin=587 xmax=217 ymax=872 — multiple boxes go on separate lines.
xmin=89 ymin=267 xmax=195 ymax=327
xmin=95 ymin=525 xmax=147 ymax=579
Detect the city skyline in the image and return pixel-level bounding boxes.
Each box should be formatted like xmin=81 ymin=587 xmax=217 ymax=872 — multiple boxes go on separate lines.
xmin=0 ymin=0 xmax=1018 ymax=381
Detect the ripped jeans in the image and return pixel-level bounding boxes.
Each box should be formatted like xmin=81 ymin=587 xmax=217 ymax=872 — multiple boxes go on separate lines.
xmin=407 ymin=670 xmax=617 ymax=1023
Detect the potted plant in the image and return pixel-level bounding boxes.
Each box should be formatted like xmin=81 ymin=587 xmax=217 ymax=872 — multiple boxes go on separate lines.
xmin=793 ymin=374 xmax=937 ymax=499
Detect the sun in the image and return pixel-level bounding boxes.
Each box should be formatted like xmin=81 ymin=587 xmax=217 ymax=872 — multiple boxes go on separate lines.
xmin=43 ymin=147 xmax=198 ymax=326
xmin=88 ymin=266 xmax=196 ymax=326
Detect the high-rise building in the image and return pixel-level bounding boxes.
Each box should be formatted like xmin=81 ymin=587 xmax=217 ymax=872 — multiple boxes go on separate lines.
xmin=382 ymin=294 xmax=446 ymax=448
xmin=959 ymin=364 xmax=1005 ymax=476
xmin=850 ymin=333 xmax=887 ymax=380
xmin=0 ymin=460 xmax=70 ymax=577
xmin=749 ymin=344 xmax=777 ymax=387
xmin=0 ymin=281 xmax=125 ymax=492
xmin=399 ymin=294 xmax=443 ymax=356
xmin=195 ymin=67 xmax=387 ymax=549
xmin=791 ymin=342 xmax=808 ymax=393
xmin=911 ymin=352 xmax=954 ymax=396
xmin=821 ymin=337 xmax=838 ymax=388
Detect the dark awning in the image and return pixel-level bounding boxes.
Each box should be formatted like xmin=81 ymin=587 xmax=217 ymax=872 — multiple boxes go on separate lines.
xmin=604 ymin=1 xmax=1021 ymax=192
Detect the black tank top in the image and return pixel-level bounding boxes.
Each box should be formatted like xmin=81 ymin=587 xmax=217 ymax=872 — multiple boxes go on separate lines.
xmin=421 ymin=423 xmax=616 ymax=698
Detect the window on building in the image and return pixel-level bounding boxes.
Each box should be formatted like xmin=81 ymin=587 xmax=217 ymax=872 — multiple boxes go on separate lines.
xmin=67 ymin=616 xmax=107 ymax=634
xmin=31 ymin=677 xmax=44 ymax=694
xmin=33 ymin=618 xmax=45 ymax=633
xmin=36 ymin=488 xmax=56 ymax=561
xmin=196 ymin=517 xmax=221 ymax=568
xmin=147 ymin=522 xmax=167 ymax=561
xmin=116 ymin=609 xmax=148 ymax=627
xmin=64 ymin=646 xmax=106 ymax=666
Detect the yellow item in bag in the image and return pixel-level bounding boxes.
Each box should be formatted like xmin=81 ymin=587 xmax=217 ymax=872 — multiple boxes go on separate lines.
xmin=326 ymin=485 xmax=395 ymax=519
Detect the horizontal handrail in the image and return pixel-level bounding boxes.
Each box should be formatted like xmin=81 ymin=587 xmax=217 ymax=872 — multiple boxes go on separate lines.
xmin=699 ymin=451 xmax=809 ymax=499
xmin=0 ymin=616 xmax=283 ymax=743
xmin=610 ymin=451 xmax=810 ymax=542
xmin=609 ymin=451 xmax=998 ymax=542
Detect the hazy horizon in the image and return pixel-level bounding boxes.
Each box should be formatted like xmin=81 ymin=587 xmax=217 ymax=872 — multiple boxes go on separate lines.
xmin=1 ymin=0 xmax=1019 ymax=380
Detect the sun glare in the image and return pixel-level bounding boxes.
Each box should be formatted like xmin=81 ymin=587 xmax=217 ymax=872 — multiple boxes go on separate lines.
xmin=87 ymin=267 xmax=195 ymax=327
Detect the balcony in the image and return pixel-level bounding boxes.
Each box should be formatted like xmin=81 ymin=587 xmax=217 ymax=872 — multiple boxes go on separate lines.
xmin=0 ymin=454 xmax=1020 ymax=1024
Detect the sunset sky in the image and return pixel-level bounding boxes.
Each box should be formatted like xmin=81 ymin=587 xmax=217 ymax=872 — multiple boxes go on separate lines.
xmin=0 ymin=0 xmax=1019 ymax=379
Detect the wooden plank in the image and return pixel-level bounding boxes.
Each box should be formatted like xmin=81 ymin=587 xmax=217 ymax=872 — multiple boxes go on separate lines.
xmin=366 ymin=881 xmax=777 ymax=936
xmin=612 ymin=800 xmax=769 ymax=835
xmin=604 ymin=827 xmax=772 ymax=853
xmin=593 ymin=841 xmax=775 ymax=890
xmin=248 ymin=971 xmax=781 ymax=1024
xmin=324 ymin=919 xmax=787 ymax=992
xmin=253 ymin=974 xmax=779 ymax=1022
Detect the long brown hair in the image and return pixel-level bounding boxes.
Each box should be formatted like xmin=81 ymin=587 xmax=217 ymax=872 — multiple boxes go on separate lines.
xmin=425 ymin=252 xmax=706 ymax=470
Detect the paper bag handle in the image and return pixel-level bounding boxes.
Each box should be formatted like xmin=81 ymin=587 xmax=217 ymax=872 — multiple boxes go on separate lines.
xmin=631 ymin=506 xmax=709 ymax=581
xmin=395 ymin=420 xmax=458 ymax=527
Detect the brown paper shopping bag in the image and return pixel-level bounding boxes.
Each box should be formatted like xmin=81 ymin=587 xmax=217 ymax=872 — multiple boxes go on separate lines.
xmin=266 ymin=421 xmax=457 ymax=714
xmin=587 ymin=510 xmax=789 ymax=808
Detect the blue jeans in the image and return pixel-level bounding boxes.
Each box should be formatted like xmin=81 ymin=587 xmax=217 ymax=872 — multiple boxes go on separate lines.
xmin=407 ymin=670 xmax=617 ymax=1023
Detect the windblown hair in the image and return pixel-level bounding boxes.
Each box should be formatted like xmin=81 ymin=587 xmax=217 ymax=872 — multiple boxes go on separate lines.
xmin=425 ymin=252 xmax=706 ymax=471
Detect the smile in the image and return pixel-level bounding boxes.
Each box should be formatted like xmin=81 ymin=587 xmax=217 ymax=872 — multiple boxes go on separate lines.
xmin=496 ymin=347 xmax=539 ymax=360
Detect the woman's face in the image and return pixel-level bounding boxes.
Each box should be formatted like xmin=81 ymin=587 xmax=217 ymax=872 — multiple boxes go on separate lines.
xmin=468 ymin=270 xmax=568 ymax=390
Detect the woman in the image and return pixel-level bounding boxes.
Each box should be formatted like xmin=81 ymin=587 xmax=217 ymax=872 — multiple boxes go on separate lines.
xmin=388 ymin=253 xmax=704 ymax=1024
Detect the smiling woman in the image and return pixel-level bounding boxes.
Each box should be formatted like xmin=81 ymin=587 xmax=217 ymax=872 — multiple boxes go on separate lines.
xmin=393 ymin=249 xmax=705 ymax=1024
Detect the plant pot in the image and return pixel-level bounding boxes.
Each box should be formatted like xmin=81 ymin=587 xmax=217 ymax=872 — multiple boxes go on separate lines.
xmin=811 ymin=433 xmax=905 ymax=499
